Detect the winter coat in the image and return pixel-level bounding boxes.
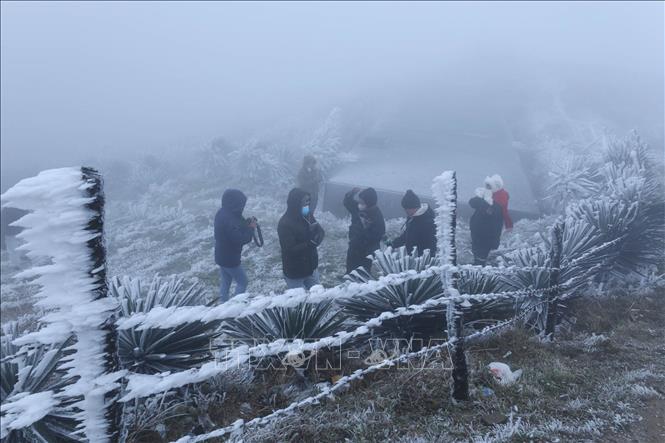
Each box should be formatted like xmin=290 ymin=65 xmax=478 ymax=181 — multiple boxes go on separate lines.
xmin=297 ymin=165 xmax=322 ymax=212
xmin=468 ymin=196 xmax=504 ymax=256
xmin=484 ymin=174 xmax=513 ymax=230
xmin=392 ymin=204 xmax=437 ymax=256
xmin=492 ymin=189 xmax=513 ymax=229
xmin=214 ymin=189 xmax=253 ymax=268
xmin=344 ymin=189 xmax=386 ymax=273
xmin=278 ymin=188 xmax=326 ymax=279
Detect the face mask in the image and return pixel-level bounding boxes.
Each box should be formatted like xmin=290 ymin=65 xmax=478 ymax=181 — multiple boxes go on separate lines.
xmin=301 ymin=206 xmax=310 ymax=217
xmin=358 ymin=203 xmax=367 ymax=211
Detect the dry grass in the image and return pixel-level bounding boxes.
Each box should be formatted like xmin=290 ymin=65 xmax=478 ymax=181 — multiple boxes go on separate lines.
xmin=127 ymin=290 xmax=665 ymax=442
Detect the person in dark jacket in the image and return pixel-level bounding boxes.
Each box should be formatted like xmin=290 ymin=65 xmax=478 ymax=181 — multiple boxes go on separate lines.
xmin=344 ymin=187 xmax=386 ymax=274
xmin=468 ymin=188 xmax=504 ymax=266
xmin=296 ymin=155 xmax=322 ymax=214
xmin=278 ymin=188 xmax=325 ymax=289
xmin=391 ymin=189 xmax=437 ymax=256
xmin=484 ymin=174 xmax=513 ymax=230
xmin=214 ymin=189 xmax=256 ymax=302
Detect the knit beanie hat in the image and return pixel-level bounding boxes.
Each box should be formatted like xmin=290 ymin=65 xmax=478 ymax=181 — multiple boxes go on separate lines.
xmin=358 ymin=187 xmax=378 ymax=207
xmin=401 ymin=189 xmax=421 ymax=209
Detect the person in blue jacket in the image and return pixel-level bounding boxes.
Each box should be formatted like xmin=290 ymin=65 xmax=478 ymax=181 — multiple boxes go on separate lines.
xmin=214 ymin=189 xmax=256 ymax=302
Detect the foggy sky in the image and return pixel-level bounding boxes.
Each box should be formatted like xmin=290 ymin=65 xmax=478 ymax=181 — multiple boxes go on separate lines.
xmin=1 ymin=1 xmax=663 ymax=191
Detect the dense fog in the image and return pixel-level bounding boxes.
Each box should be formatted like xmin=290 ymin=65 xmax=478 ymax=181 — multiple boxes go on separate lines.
xmin=2 ymin=5 xmax=665 ymax=442
xmin=1 ymin=2 xmax=663 ymax=192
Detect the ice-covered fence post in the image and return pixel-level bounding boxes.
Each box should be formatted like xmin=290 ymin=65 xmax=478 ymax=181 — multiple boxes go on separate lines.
xmin=545 ymin=221 xmax=564 ymax=338
xmin=1 ymin=167 xmax=122 ymax=442
xmin=432 ymin=171 xmax=469 ymax=401
xmin=81 ymin=166 xmax=122 ymax=440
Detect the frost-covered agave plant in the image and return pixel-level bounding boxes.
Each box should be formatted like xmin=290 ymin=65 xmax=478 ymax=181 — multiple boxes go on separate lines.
xmin=1 ymin=323 xmax=82 ymax=442
xmin=601 ymin=132 xmax=663 ymax=204
xmin=545 ymin=155 xmax=601 ymax=211
xmin=111 ymin=277 xmax=222 ymax=374
xmin=457 ymin=270 xmax=516 ymax=328
xmin=221 ymin=300 xmax=346 ymax=343
xmin=499 ymin=247 xmax=557 ymax=330
xmin=566 ymin=197 xmax=664 ymax=281
xmin=221 ymin=301 xmax=346 ymax=371
xmin=339 ymin=247 xmax=445 ymax=339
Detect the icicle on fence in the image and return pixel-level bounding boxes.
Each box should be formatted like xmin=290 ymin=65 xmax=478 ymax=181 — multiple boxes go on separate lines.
xmin=0 ymin=167 xmax=122 ymax=442
xmin=115 ymin=261 xmax=560 ymax=333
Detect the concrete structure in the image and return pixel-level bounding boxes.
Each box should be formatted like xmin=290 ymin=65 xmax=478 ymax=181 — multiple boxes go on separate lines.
xmin=322 ymin=133 xmax=539 ymax=220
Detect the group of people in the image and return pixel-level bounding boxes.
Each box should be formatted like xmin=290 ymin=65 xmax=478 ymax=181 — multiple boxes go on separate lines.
xmin=214 ymin=156 xmax=512 ymax=302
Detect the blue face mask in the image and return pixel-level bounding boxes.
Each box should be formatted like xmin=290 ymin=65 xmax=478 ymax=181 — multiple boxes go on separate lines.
xmin=301 ymin=205 xmax=310 ymax=217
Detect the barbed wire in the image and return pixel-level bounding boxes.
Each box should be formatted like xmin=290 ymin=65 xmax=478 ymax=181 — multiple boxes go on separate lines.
xmin=171 ymin=303 xmax=544 ymax=443
xmin=119 ymin=282 xmax=561 ymax=402
xmin=117 ymin=261 xmax=560 ymax=332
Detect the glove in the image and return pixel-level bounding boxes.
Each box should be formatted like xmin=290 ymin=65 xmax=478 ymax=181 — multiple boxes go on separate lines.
xmin=310 ymin=222 xmax=324 ymax=246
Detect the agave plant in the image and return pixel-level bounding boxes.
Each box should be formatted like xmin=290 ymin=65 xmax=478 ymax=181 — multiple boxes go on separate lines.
xmin=111 ymin=276 xmax=222 ymax=374
xmin=499 ymin=246 xmax=559 ymax=331
xmin=566 ymin=197 xmax=664 ymax=281
xmin=221 ymin=300 xmax=346 ymax=372
xmin=221 ymin=300 xmax=345 ymax=343
xmin=1 ymin=323 xmax=82 ymax=442
xmin=603 ymin=131 xmax=654 ymax=172
xmin=545 ymin=155 xmax=601 ymax=211
xmin=339 ymin=247 xmax=445 ymax=340
xmin=457 ymin=269 xmax=518 ymax=329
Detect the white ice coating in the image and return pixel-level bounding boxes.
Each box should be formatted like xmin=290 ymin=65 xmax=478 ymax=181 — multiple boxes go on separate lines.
xmin=1 ymin=167 xmax=119 ymax=442
xmin=115 ymin=259 xmax=558 ymax=333
xmin=0 ymin=391 xmax=58 ymax=439
xmin=171 ymin=313 xmax=526 ymax=443
xmin=431 ymin=170 xmax=457 ymax=269
xmin=119 ymin=283 xmax=552 ymax=402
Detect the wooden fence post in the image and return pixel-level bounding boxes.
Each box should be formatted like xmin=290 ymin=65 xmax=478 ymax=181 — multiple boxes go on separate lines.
xmin=545 ymin=221 xmax=564 ymax=338
xmin=81 ymin=167 xmax=121 ymax=442
xmin=447 ymin=173 xmax=469 ymax=401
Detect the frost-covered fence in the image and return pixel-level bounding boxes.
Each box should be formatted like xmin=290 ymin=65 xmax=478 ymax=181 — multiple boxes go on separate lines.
xmin=1 ymin=167 xmax=122 ymax=442
xmin=172 ymin=312 xmax=534 ymax=443
xmin=432 ymin=171 xmax=468 ymax=400
xmin=115 ymin=262 xmax=557 ymax=332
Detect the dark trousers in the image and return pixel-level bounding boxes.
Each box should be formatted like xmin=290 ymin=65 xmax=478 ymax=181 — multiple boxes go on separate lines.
xmin=346 ymin=249 xmax=372 ymax=275
xmin=472 ymin=247 xmax=491 ymax=266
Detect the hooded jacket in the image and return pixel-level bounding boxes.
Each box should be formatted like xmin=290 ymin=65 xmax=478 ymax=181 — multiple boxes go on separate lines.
xmin=343 ymin=188 xmax=386 ymax=273
xmin=214 ymin=189 xmax=253 ymax=268
xmin=278 ymin=188 xmax=325 ymax=279
xmin=392 ymin=204 xmax=437 ymax=256
xmin=469 ymin=196 xmax=504 ymax=255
